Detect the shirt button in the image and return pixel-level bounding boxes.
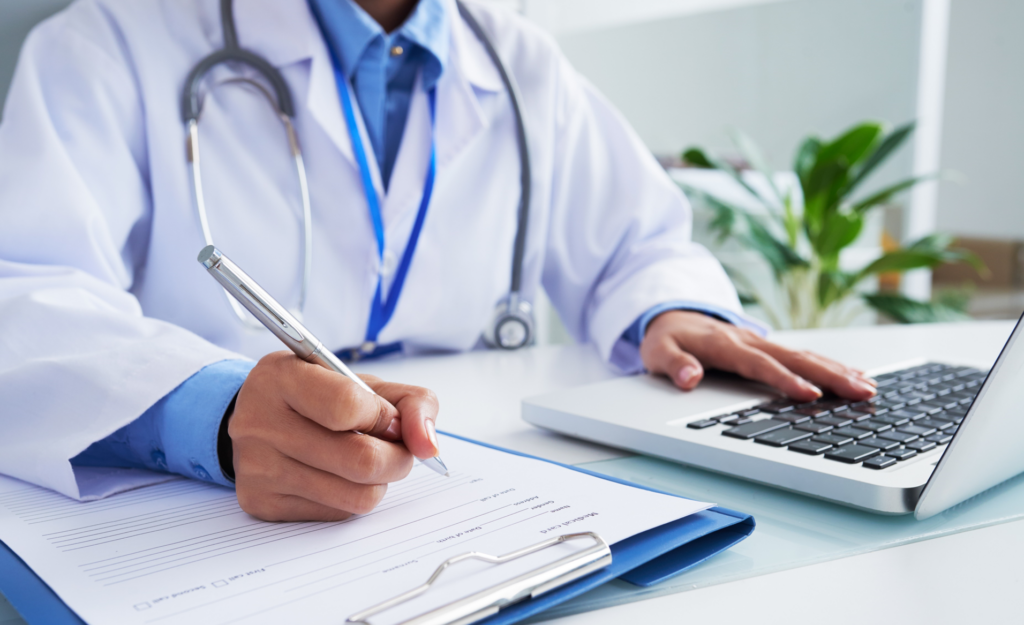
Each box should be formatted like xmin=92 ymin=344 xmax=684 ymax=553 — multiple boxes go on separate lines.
xmin=381 ymin=251 xmax=398 ymax=278
xmin=390 ymin=45 xmax=404 ymax=57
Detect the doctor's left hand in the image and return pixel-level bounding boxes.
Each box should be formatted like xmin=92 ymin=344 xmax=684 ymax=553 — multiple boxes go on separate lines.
xmin=639 ymin=310 xmax=877 ymax=402
xmin=227 ymin=352 xmax=440 ymax=522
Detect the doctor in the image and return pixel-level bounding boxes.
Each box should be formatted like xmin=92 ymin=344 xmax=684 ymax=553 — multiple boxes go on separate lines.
xmin=0 ymin=0 xmax=874 ymax=521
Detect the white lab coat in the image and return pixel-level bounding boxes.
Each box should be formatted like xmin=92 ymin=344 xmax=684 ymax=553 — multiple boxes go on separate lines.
xmin=0 ymin=0 xmax=742 ymax=500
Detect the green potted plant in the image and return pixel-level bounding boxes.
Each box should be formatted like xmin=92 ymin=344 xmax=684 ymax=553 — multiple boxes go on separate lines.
xmin=679 ymin=121 xmax=984 ymax=329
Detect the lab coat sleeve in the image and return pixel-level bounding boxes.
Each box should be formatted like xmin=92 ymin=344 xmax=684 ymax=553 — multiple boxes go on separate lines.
xmin=541 ymin=53 xmax=750 ymax=374
xmin=622 ymin=301 xmax=771 ymax=347
xmin=0 ymin=6 xmax=241 ymax=500
xmin=72 ymin=360 xmax=255 ymax=488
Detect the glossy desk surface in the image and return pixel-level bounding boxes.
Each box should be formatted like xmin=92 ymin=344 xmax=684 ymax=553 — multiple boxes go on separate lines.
xmin=1 ymin=321 xmax=1019 ymax=624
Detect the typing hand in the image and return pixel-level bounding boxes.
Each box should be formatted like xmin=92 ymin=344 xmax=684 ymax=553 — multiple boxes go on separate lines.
xmin=228 ymin=352 xmax=440 ymax=522
xmin=639 ymin=311 xmax=877 ymax=402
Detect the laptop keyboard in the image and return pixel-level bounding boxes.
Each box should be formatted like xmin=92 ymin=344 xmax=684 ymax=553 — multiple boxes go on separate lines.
xmin=687 ymin=363 xmax=987 ymax=470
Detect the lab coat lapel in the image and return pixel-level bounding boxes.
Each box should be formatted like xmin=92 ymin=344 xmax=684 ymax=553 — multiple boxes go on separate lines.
xmin=233 ymin=0 xmax=376 ymax=189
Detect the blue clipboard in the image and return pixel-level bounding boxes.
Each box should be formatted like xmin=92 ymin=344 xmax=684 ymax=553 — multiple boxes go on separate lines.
xmin=0 ymin=434 xmax=754 ymax=625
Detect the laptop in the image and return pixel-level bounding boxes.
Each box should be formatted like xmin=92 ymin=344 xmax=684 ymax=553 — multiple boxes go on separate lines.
xmin=523 ymin=314 xmax=1024 ymax=519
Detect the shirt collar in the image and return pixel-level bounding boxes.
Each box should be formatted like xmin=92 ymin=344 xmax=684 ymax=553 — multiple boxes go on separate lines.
xmin=308 ymin=0 xmax=450 ymax=89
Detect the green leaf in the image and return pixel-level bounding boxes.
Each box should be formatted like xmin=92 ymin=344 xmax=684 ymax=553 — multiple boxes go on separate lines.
xmin=843 ymin=121 xmax=915 ymax=198
xmin=682 ymin=147 xmax=714 ymax=168
xmin=865 ymin=294 xmax=972 ymax=324
xmin=859 ymin=233 xmax=987 ymax=278
xmin=804 ymin=123 xmax=884 ymax=207
xmin=849 ymin=175 xmax=935 ymax=214
xmin=730 ymin=128 xmax=783 ymax=205
xmin=793 ymin=136 xmax=822 ymax=190
xmin=684 ymin=186 xmax=807 ymax=277
xmin=813 ymin=211 xmax=864 ymax=264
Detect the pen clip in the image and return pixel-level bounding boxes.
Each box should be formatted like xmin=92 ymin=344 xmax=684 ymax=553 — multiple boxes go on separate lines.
xmin=235 ymin=281 xmax=304 ymax=342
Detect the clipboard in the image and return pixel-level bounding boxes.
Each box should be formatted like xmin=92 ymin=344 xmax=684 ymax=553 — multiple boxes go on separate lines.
xmin=0 ymin=434 xmax=755 ymax=625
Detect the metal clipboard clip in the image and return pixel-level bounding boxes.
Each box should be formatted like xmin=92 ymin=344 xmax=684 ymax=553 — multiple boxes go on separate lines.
xmin=345 ymin=532 xmax=612 ymax=625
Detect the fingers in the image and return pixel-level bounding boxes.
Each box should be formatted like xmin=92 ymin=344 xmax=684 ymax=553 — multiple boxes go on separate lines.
xmin=368 ymin=378 xmax=442 ymax=460
xmin=753 ymin=340 xmax=876 ymax=400
xmin=272 ymin=421 xmax=414 ymax=485
xmin=640 ymin=334 xmax=705 ymax=390
xmin=236 ymin=453 xmax=389 ymax=522
xmin=252 ymin=353 xmax=399 ymax=437
xmin=726 ymin=344 xmax=824 ymax=402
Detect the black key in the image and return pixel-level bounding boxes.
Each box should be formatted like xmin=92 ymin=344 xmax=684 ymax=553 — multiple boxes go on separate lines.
xmin=815 ymin=415 xmax=853 ymax=428
xmin=850 ymin=402 xmax=884 ymax=416
xmin=875 ymin=376 xmax=899 ymax=388
xmin=876 ymin=399 xmax=907 ymax=411
xmin=920 ymin=401 xmax=951 ymax=414
xmin=722 ymin=419 xmax=788 ymax=440
xmin=917 ymin=417 xmax=955 ymax=431
xmin=715 ymin=414 xmax=742 ymax=425
xmin=833 ymin=426 xmax=872 ymax=440
xmin=887 ymin=448 xmax=918 ymax=461
xmin=755 ymin=427 xmax=813 ymax=447
xmin=852 ymin=419 xmax=893 ymax=433
xmin=688 ymin=419 xmax=718 ymax=429
xmin=794 ymin=421 xmax=834 ymax=434
xmin=825 ymin=444 xmax=880 ymax=464
xmin=757 ymin=400 xmax=798 ymax=413
xmin=898 ymin=424 xmax=937 ymax=437
xmin=907 ymin=439 xmax=937 ymax=453
xmin=789 ymin=440 xmax=833 ymax=455
xmin=859 ymin=437 xmax=900 ymax=451
xmin=813 ymin=433 xmax=854 ymax=447
xmin=901 ymin=391 xmax=937 ymax=403
xmin=864 ymin=455 xmax=898 ymax=469
xmin=879 ymin=430 xmax=919 ymax=444
xmin=888 ymin=408 xmax=926 ymax=421
xmin=877 ymin=413 xmax=912 ymax=427
xmin=926 ymin=432 xmax=954 ymax=445
xmin=935 ymin=387 xmax=953 ymax=396
xmin=843 ymin=410 xmax=872 ymax=422
xmin=795 ymin=406 xmax=831 ymax=418
xmin=774 ymin=412 xmax=811 ymax=424
xmin=737 ymin=408 xmax=764 ymax=417
xmin=815 ymin=398 xmax=851 ymax=412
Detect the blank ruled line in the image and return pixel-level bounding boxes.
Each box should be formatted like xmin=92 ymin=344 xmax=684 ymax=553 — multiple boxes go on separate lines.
xmin=51 ymin=499 xmax=238 ymax=542
xmin=78 ymin=520 xmax=275 ymax=568
xmin=8 ymin=482 xmax=205 ymax=516
xmin=52 ymin=501 xmax=239 ymax=545
xmin=46 ymin=496 xmax=237 ymax=538
xmin=81 ymin=521 xmax=328 ymax=573
xmin=63 ymin=509 xmax=248 ymax=553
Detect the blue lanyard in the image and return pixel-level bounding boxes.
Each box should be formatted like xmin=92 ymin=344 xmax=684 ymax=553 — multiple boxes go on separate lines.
xmin=333 ymin=65 xmax=437 ymax=355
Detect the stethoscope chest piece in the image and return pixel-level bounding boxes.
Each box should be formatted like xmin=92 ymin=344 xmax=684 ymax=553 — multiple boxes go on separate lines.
xmin=486 ymin=293 xmax=534 ymax=350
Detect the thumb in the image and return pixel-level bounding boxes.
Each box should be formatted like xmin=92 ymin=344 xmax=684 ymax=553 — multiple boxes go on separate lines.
xmin=643 ymin=338 xmax=705 ymax=391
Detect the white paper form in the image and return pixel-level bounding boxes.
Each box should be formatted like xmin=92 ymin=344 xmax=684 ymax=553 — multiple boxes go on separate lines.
xmin=0 ymin=436 xmax=711 ymax=625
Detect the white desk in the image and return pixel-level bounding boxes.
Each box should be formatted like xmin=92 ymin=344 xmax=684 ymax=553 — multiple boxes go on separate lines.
xmin=1 ymin=320 xmax=1019 ymax=624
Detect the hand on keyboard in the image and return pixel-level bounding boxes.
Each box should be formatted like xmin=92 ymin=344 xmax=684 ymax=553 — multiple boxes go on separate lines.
xmin=639 ymin=311 xmax=877 ymax=402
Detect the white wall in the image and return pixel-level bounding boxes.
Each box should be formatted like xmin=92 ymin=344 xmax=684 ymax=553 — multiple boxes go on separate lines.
xmin=547 ymin=0 xmax=922 ymax=193
xmin=936 ymin=0 xmax=1024 ymax=239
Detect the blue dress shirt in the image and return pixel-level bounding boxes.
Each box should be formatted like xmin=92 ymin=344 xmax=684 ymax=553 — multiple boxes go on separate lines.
xmin=71 ymin=0 xmax=764 ymax=488
xmin=308 ymin=0 xmax=448 ymax=188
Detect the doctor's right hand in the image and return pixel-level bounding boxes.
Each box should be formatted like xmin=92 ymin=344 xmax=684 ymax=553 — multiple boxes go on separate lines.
xmin=226 ymin=352 xmax=441 ymax=522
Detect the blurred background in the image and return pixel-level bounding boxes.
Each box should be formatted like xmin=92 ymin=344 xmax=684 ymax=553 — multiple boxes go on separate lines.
xmin=2 ymin=0 xmax=1022 ymax=345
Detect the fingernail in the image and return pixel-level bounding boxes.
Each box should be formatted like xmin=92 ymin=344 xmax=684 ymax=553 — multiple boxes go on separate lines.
xmin=425 ymin=420 xmax=439 ymax=455
xmin=677 ymin=366 xmax=700 ymax=386
xmin=385 ymin=418 xmax=401 ymax=439
xmin=853 ymin=378 xmax=876 ymax=395
xmin=800 ymin=379 xmax=823 ymax=397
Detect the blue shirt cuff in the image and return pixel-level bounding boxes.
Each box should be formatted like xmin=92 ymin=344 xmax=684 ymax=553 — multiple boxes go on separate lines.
xmin=622 ymin=301 xmax=769 ymax=346
xmin=71 ymin=359 xmax=255 ymax=487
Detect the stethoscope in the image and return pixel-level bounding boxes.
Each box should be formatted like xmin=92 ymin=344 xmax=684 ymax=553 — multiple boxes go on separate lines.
xmin=182 ymin=0 xmax=535 ymax=355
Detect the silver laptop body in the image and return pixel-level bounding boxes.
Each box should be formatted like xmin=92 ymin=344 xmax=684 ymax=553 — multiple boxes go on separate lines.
xmin=523 ymin=315 xmax=1024 ymax=518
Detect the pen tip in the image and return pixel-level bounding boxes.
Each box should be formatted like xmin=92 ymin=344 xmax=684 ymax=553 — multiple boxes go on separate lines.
xmin=444 ymin=472 xmax=450 ymax=478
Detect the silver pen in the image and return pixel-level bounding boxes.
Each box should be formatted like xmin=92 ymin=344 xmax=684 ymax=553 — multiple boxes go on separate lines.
xmin=197 ymin=245 xmax=449 ymax=477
